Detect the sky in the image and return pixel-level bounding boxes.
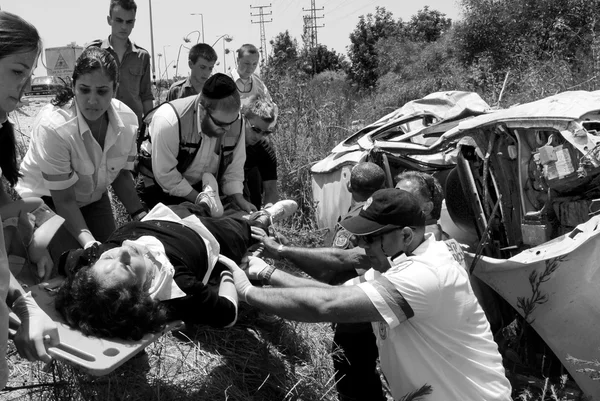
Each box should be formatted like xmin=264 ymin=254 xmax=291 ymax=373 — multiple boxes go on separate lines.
xmin=4 ymin=0 xmax=462 ymax=79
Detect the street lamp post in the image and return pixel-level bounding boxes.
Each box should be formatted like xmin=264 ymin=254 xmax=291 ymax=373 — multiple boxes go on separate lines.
xmin=212 ymin=35 xmax=233 ymax=73
xmin=157 ymin=53 xmax=162 ymax=85
xmin=174 ymin=31 xmax=202 ymax=79
xmin=163 ymin=45 xmax=171 ymax=81
xmin=148 ymin=0 xmax=157 ymax=90
xmin=190 ymin=13 xmax=205 ymax=43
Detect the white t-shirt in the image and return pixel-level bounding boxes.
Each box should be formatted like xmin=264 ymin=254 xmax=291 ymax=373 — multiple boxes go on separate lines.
xmin=357 ymin=234 xmax=512 ymax=401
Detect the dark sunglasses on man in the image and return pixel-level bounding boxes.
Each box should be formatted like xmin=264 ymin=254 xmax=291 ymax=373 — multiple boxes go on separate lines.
xmin=250 ymin=124 xmax=274 ymax=136
xmin=207 ymin=110 xmax=240 ymax=128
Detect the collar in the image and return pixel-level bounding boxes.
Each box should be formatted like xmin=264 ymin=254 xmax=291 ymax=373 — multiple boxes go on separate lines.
xmin=411 ymin=232 xmax=436 ymax=256
xmin=183 ymin=76 xmax=196 ymax=89
xmin=230 ymin=68 xmax=252 ymax=84
xmin=104 ymin=36 xmax=137 ymax=53
xmin=74 ymin=99 xmax=125 ymax=139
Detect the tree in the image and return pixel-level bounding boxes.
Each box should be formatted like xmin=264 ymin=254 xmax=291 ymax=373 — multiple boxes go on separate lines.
xmin=267 ymin=30 xmax=299 ymax=72
xmin=404 ymin=6 xmax=452 ymax=43
xmin=347 ymin=7 xmax=401 ymax=90
xmin=455 ymin=0 xmax=600 ymax=70
xmin=300 ymin=44 xmax=348 ymax=76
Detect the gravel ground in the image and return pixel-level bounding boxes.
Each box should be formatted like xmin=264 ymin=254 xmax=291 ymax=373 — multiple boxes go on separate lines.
xmin=12 ymin=95 xmax=52 ymax=153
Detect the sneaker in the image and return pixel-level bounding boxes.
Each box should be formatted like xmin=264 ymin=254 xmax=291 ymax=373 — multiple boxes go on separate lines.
xmin=196 ymin=173 xmax=223 ymax=217
xmin=265 ymin=200 xmax=298 ymax=223
xmin=245 ymin=200 xmax=298 ymax=229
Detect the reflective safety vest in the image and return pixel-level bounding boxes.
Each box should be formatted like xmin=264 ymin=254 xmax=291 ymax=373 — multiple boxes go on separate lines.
xmin=137 ymin=95 xmax=243 ymax=183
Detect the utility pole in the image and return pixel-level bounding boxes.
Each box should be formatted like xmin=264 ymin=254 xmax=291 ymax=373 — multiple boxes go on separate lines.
xmin=302 ymin=0 xmax=324 ymax=50
xmin=250 ymin=4 xmax=273 ymax=63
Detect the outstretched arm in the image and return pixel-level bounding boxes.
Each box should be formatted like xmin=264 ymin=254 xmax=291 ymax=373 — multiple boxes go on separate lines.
xmin=229 ymin=257 xmax=383 ymax=324
xmin=252 ymin=230 xmax=369 ymax=284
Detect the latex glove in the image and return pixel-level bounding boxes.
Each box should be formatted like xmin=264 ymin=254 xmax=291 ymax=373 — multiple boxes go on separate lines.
xmin=11 ymin=292 xmax=60 ymax=363
xmin=28 ymin=246 xmax=53 ymax=281
xmin=243 ymin=256 xmax=272 ymax=281
xmin=35 ymin=253 xmax=53 ymax=281
xmin=251 ymin=227 xmax=282 ymax=260
xmin=218 ymin=255 xmax=254 ymax=303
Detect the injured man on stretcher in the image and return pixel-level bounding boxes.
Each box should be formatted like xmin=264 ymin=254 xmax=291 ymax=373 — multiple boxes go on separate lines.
xmin=20 ymin=200 xmax=296 ymax=341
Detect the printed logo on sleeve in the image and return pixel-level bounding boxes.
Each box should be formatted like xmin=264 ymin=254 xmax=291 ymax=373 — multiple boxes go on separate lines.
xmin=444 ymin=239 xmax=465 ymax=266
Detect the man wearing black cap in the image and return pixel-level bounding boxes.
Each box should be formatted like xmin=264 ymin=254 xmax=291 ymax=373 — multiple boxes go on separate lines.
xmin=137 ymin=73 xmax=256 ymax=214
xmin=230 ymin=188 xmax=512 ymax=401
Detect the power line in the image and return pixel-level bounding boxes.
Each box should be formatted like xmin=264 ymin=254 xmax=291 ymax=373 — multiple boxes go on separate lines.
xmin=251 ymin=4 xmax=273 ymax=62
xmin=302 ymin=0 xmax=324 ymax=49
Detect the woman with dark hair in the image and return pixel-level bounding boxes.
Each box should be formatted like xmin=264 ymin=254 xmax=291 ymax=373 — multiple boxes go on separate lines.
xmin=0 ymin=10 xmax=60 ymax=389
xmin=55 ymin=202 xmax=256 ymax=341
xmin=16 ymin=47 xmax=145 ymax=247
xmin=0 ymin=10 xmax=42 ymax=206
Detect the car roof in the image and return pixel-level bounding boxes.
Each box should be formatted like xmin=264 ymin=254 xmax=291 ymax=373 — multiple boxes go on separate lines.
xmin=455 ymin=90 xmax=600 ymax=131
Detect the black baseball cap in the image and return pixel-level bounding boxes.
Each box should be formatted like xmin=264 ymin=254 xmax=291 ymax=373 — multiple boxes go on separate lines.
xmin=339 ymin=188 xmax=426 ymax=235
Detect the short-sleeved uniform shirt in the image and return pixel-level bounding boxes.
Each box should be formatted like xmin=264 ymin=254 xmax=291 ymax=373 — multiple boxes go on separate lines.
xmin=355 ymin=234 xmax=512 ymax=401
xmin=166 ymin=77 xmax=198 ymax=101
xmin=16 ymin=99 xmax=139 ymax=207
xmin=87 ymin=37 xmax=154 ymax=125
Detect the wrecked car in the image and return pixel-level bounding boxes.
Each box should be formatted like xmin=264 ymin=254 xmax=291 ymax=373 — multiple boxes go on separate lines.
xmin=312 ymin=90 xmax=600 ymax=398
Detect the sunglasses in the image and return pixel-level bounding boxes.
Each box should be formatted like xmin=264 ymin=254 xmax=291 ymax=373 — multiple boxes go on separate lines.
xmin=250 ymin=124 xmax=274 ymax=136
xmin=207 ymin=110 xmax=240 ymax=128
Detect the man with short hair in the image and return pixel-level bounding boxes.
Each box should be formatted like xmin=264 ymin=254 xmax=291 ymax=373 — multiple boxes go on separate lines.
xmin=242 ymin=95 xmax=279 ymax=209
xmin=232 ymin=189 xmax=513 ymax=401
xmin=137 ymin=73 xmax=256 ymax=214
xmin=87 ymin=0 xmax=154 ymax=126
xmin=167 ymin=43 xmax=217 ymax=101
xmin=395 ymin=171 xmax=448 ymax=240
xmin=228 ymin=44 xmax=271 ymax=108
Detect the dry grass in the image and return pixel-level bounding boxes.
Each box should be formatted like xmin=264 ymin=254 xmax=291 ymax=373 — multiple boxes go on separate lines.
xmin=3 ymin=71 xmax=592 ymax=401
xmin=3 ymin=303 xmax=339 ymax=401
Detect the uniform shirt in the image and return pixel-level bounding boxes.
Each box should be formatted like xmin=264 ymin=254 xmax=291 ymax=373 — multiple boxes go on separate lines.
xmin=146 ymin=102 xmax=246 ymax=197
xmin=16 ymin=99 xmax=138 ymax=207
xmin=87 ymin=37 xmax=154 ymax=124
xmin=228 ymin=69 xmax=271 ymax=108
xmin=355 ymin=234 xmax=512 ymax=401
xmin=166 ymin=77 xmax=198 ymax=101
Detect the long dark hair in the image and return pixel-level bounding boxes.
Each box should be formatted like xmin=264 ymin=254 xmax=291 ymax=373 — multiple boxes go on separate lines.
xmin=0 ymin=11 xmax=41 ymax=62
xmin=52 ymin=47 xmax=119 ymax=107
xmin=0 ymin=121 xmax=21 ymax=186
xmin=0 ymin=11 xmax=42 ymax=186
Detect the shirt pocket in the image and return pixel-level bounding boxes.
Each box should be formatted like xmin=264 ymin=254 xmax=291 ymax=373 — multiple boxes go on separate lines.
xmin=126 ymin=67 xmax=144 ymax=94
xmin=106 ymin=155 xmax=128 ymax=183
xmin=72 ymin=157 xmax=95 ymax=194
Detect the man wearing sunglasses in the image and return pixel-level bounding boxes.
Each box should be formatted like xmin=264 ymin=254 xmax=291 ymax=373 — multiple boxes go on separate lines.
xmin=241 ymin=95 xmax=279 ymax=210
xmin=231 ymin=188 xmax=512 ymax=401
xmin=137 ymin=73 xmax=256 ymax=214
